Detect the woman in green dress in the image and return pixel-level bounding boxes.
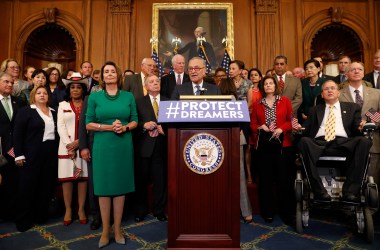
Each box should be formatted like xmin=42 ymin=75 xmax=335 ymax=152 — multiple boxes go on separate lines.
xmin=86 ymin=61 xmax=137 ymax=248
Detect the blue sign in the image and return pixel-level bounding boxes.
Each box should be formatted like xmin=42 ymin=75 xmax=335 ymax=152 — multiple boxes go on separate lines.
xmin=158 ymin=101 xmax=250 ymax=123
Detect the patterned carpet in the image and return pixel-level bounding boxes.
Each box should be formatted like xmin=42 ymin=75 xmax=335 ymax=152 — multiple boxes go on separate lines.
xmin=0 ymin=212 xmax=379 ymax=250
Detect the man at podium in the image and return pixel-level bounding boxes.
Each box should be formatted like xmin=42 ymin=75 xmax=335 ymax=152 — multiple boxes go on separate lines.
xmin=170 ymin=57 xmax=221 ymax=100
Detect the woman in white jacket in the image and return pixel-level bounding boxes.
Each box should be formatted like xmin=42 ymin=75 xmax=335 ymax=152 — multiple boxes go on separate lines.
xmin=57 ymin=73 xmax=88 ymax=226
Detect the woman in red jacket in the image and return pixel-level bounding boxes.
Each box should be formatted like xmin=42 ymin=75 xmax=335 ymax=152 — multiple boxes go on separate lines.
xmin=250 ymin=75 xmax=294 ymax=224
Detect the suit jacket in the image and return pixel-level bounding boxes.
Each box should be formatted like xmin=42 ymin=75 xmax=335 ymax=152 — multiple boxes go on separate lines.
xmin=160 ymin=73 xmax=190 ymax=99
xmin=123 ymin=74 xmax=144 ymax=99
xmin=339 ymin=85 xmax=380 ymax=152
xmin=363 ymin=71 xmax=376 ymax=88
xmin=303 ymin=102 xmax=362 ymax=139
xmin=135 ymin=95 xmax=168 ymax=158
xmin=88 ymin=78 xmax=99 ymax=93
xmin=170 ymin=82 xmax=221 ymax=100
xmin=78 ymin=95 xmax=94 ymax=151
xmin=280 ymin=75 xmax=302 ymax=114
xmin=13 ymin=106 xmax=58 ymax=164
xmin=250 ymin=96 xmax=293 ymax=147
xmin=178 ymin=41 xmax=216 ymax=67
xmin=0 ymin=96 xmax=23 ymax=158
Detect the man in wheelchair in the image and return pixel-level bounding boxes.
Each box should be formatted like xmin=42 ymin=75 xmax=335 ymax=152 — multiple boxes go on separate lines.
xmin=297 ymin=80 xmax=372 ymax=202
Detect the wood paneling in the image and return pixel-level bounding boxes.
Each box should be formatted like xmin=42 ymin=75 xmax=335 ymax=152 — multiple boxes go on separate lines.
xmin=0 ymin=0 xmax=379 ymax=74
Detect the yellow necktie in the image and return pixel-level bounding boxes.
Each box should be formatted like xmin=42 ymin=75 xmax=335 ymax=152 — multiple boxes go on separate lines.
xmin=143 ymin=76 xmax=147 ymax=96
xmin=153 ymin=97 xmax=159 ymax=119
xmin=324 ymin=105 xmax=336 ymax=141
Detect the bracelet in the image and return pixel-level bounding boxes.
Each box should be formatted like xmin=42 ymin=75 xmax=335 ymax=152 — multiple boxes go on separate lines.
xmin=125 ymin=126 xmax=130 ymax=132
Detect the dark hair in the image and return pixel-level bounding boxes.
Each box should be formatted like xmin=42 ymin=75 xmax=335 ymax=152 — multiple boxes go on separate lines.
xmin=229 ymin=60 xmax=245 ymax=70
xmin=64 ymin=82 xmax=87 ymax=101
xmin=214 ymin=67 xmax=227 ymax=76
xmin=29 ymin=85 xmax=50 ymax=107
xmin=32 ymin=69 xmax=49 ymax=81
xmin=61 ymin=68 xmax=75 ymax=80
xmin=248 ymin=68 xmax=263 ymax=81
xmin=219 ymin=78 xmax=237 ymax=99
xmin=124 ymin=69 xmax=135 ymax=75
xmin=80 ymin=61 xmax=93 ymax=68
xmin=274 ymin=55 xmax=288 ymax=64
xmin=100 ymin=61 xmax=123 ymax=89
xmin=23 ymin=66 xmax=35 ymax=81
xmin=45 ymin=67 xmax=65 ymax=89
xmin=260 ymin=75 xmax=282 ymax=97
xmin=303 ymin=59 xmax=321 ymax=70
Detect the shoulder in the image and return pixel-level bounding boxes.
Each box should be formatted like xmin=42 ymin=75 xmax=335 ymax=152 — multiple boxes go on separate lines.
xmin=58 ymin=101 xmax=70 ymax=108
xmin=120 ymin=90 xmax=136 ymax=100
xmin=340 ymin=101 xmax=359 ymax=110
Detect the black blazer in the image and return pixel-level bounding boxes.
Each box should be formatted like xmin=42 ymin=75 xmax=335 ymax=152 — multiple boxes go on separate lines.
xmin=363 ymin=71 xmax=376 ymax=88
xmin=88 ymin=78 xmax=99 ymax=93
xmin=0 ymin=96 xmax=24 ymax=155
xmin=170 ymin=82 xmax=221 ymax=100
xmin=160 ymin=73 xmax=190 ymax=99
xmin=303 ymin=102 xmax=362 ymax=139
xmin=123 ymin=74 xmax=144 ymax=99
xmin=78 ymin=95 xmax=94 ymax=151
xmin=13 ymin=106 xmax=58 ymax=164
xmin=135 ymin=95 xmax=168 ymax=158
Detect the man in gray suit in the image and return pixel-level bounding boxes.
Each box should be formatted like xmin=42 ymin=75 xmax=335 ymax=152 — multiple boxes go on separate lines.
xmin=273 ymin=55 xmax=302 ymax=114
xmin=171 ymin=57 xmax=221 ymax=100
xmin=123 ymin=58 xmax=156 ymax=99
xmin=339 ymin=61 xmax=380 ymax=186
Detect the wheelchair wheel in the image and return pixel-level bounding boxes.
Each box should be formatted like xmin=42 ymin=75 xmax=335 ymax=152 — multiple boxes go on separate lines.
xmin=295 ymin=181 xmax=302 ymax=202
xmin=364 ymin=207 xmax=374 ymax=243
xmin=296 ymin=202 xmax=303 ymax=234
xmin=367 ymin=186 xmax=378 ymax=209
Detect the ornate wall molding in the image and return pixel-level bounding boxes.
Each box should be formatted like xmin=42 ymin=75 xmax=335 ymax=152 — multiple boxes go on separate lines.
xmin=329 ymin=7 xmax=343 ymax=23
xmin=255 ymin=0 xmax=278 ymax=14
xmin=43 ymin=8 xmax=57 ymax=23
xmin=109 ymin=0 xmax=132 ymax=14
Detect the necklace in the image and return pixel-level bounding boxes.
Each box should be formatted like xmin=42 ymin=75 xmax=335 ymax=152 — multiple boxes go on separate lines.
xmin=104 ymin=89 xmax=120 ymax=100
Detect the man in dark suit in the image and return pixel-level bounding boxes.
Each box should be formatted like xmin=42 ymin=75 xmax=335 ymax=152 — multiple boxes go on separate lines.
xmin=160 ymin=54 xmax=190 ymax=99
xmin=363 ymin=50 xmax=380 ymax=88
xmin=171 ymin=57 xmax=221 ymax=100
xmin=123 ymin=58 xmax=156 ymax=99
xmin=0 ymin=72 xmax=23 ymax=221
xmin=332 ymin=55 xmax=351 ymax=85
xmin=273 ymin=55 xmax=302 ymax=114
xmin=80 ymin=61 xmax=99 ymax=93
xmin=313 ymin=56 xmax=334 ymax=80
xmin=297 ymin=80 xmax=372 ymax=202
xmin=134 ymin=74 xmax=168 ymax=222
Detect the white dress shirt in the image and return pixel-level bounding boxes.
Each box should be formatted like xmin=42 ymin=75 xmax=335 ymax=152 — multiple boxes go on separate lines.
xmin=175 ymin=73 xmax=184 ymax=85
xmin=192 ymin=82 xmax=204 ymax=95
xmin=315 ymin=101 xmax=348 ymax=138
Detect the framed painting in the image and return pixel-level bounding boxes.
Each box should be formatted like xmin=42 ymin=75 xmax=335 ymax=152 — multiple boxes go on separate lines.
xmin=152 ymin=3 xmax=234 ymax=72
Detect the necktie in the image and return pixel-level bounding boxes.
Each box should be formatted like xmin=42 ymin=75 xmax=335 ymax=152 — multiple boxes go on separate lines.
xmin=279 ymin=76 xmax=284 ymax=92
xmin=340 ymin=74 xmax=346 ymax=83
xmin=376 ymin=72 xmax=380 ymax=89
xmin=195 ymin=85 xmax=201 ymax=95
xmin=324 ymin=105 xmax=336 ymax=141
xmin=153 ymin=97 xmax=159 ymax=119
xmin=2 ymin=97 xmax=12 ymax=120
xmin=354 ymin=89 xmax=363 ymax=107
xmin=176 ymin=74 xmax=181 ymax=85
xmin=143 ymin=76 xmax=147 ymax=96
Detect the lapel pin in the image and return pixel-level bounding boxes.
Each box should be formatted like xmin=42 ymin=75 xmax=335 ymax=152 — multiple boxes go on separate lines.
xmin=343 ymin=111 xmax=347 ymax=113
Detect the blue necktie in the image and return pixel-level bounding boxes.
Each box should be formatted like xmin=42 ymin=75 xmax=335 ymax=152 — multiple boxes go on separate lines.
xmin=195 ymin=85 xmax=201 ymax=95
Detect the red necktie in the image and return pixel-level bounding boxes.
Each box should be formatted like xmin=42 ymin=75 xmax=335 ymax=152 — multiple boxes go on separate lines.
xmin=176 ymin=74 xmax=181 ymax=85
xmin=279 ymin=76 xmax=284 ymax=92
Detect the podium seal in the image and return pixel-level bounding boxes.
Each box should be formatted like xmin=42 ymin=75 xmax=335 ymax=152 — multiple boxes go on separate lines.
xmin=183 ymin=133 xmax=224 ymax=175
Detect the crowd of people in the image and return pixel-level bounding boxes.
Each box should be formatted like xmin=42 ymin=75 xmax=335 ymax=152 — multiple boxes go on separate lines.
xmin=1 ymin=49 xmax=380 ymax=247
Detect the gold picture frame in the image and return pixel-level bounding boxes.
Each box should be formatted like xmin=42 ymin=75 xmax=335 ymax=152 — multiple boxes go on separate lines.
xmin=152 ymin=3 xmax=234 ymax=71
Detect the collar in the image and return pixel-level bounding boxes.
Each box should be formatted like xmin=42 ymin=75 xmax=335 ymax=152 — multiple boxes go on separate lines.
xmin=348 ymin=84 xmax=363 ymax=94
xmin=30 ymin=104 xmax=55 ymax=112
xmin=149 ymin=94 xmax=160 ymax=101
xmin=192 ymin=82 xmax=203 ymax=89
xmin=0 ymin=94 xmax=10 ymax=100
xmin=326 ymin=101 xmax=341 ymax=110
xmin=260 ymin=95 xmax=282 ymax=104
xmin=276 ymin=73 xmax=286 ymax=79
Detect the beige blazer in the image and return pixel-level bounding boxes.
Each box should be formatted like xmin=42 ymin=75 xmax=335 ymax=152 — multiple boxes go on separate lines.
xmin=281 ymin=75 xmax=302 ymax=114
xmin=340 ymin=85 xmax=380 ymax=153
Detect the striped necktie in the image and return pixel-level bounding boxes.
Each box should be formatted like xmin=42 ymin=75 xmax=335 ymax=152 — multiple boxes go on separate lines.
xmin=153 ymin=97 xmax=159 ymax=119
xmin=324 ymin=105 xmax=336 ymax=141
xmin=354 ymin=90 xmax=363 ymax=107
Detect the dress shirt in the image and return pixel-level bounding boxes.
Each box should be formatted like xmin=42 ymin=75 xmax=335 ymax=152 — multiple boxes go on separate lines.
xmin=149 ymin=94 xmax=160 ymax=106
xmin=374 ymin=71 xmax=380 ymax=87
xmin=276 ymin=73 xmax=287 ymax=83
xmin=348 ymin=84 xmax=363 ymax=104
xmin=315 ymin=101 xmax=348 ymax=139
xmin=175 ymin=73 xmax=184 ymax=85
xmin=192 ymin=82 xmax=204 ymax=95
xmin=0 ymin=94 xmax=13 ymax=117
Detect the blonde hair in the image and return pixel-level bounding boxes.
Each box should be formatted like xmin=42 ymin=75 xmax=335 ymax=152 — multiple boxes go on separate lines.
xmin=29 ymin=85 xmax=50 ymax=107
xmin=0 ymin=58 xmax=19 ymax=72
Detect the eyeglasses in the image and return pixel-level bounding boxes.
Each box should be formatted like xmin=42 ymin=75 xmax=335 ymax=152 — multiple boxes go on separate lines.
xmin=322 ymin=87 xmax=338 ymax=91
xmin=188 ymin=67 xmax=204 ymax=72
xmin=8 ymin=66 xmax=19 ymax=70
xmin=349 ymin=68 xmax=364 ymax=72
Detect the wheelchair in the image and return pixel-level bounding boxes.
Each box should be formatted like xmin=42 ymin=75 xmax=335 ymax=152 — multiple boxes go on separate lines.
xmin=294 ymin=122 xmax=379 ymax=243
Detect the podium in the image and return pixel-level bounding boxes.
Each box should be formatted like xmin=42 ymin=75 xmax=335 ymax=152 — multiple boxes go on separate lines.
xmin=158 ymin=97 xmax=250 ymax=249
